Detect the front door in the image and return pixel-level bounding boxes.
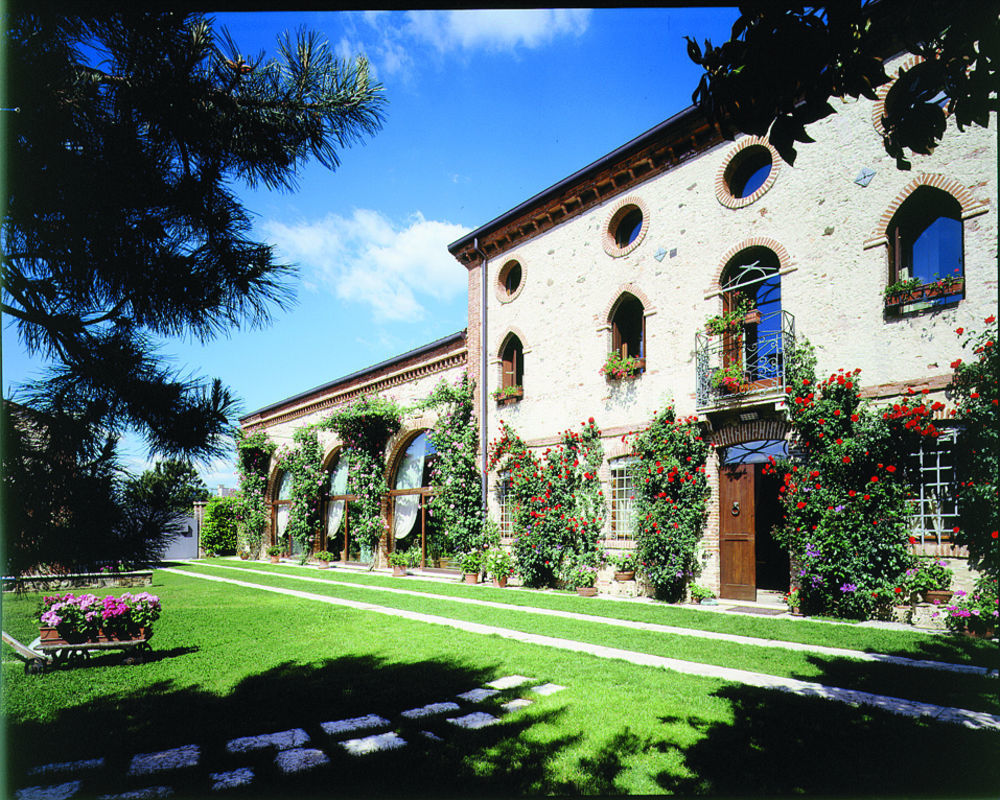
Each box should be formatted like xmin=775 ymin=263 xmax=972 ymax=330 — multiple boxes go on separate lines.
xmin=720 ymin=463 xmax=756 ymax=601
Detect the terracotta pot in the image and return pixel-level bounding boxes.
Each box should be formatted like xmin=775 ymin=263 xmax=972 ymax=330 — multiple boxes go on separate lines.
xmin=614 ymin=570 xmax=635 ymax=582
xmin=38 ymin=626 xmax=151 ymax=646
xmin=239 ymin=552 xmax=250 ymax=561
xmin=744 ymin=310 xmax=761 ymax=325
xmin=393 ymin=565 xmax=407 ymax=577
xmin=577 ymin=586 xmax=597 ymax=597
xmin=923 ymin=589 xmax=953 ymax=605
xmin=464 ymin=573 xmax=479 ymax=584
xmin=493 ymin=576 xmax=508 ymax=588
xmin=270 ymin=556 xmax=280 ymax=564
xmin=317 ymin=562 xmax=330 ymax=570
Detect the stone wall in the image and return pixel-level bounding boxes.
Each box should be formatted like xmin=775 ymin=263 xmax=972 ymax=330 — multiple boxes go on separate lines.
xmin=4 ymin=571 xmax=154 ymax=593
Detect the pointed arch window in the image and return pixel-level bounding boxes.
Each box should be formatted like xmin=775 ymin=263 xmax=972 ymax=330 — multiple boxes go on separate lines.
xmin=605 ymin=293 xmax=646 ymax=379
xmin=497 ymin=334 xmax=524 ymax=403
xmin=720 ymin=247 xmax=783 ymax=386
xmin=886 ymin=186 xmax=964 ymax=310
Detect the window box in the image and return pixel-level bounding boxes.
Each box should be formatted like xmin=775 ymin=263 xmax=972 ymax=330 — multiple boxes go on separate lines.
xmin=602 ymin=354 xmax=645 ymax=381
xmin=884 ymin=278 xmax=964 ymax=309
xmin=493 ymin=386 xmax=523 ymax=405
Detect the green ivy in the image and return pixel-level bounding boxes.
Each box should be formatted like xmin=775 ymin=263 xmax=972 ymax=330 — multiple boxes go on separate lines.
xmin=489 ymin=418 xmax=606 ymax=588
xmin=949 ymin=314 xmax=999 ymax=581
xmin=420 ymin=376 xmax=484 ymax=554
xmin=629 ymin=404 xmax=711 ymax=601
xmin=276 ymin=426 xmax=324 ymax=559
xmin=234 ymin=429 xmax=276 ymax=556
xmin=321 ymin=395 xmax=404 ymax=560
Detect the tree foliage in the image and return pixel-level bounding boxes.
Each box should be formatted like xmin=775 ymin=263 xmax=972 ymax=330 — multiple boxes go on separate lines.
xmin=688 ymin=2 xmax=997 ymax=168
xmin=200 ymin=495 xmax=240 ymax=556
xmin=133 ymin=459 xmax=210 ymax=515
xmin=233 ymin=429 xmax=276 ymax=556
xmin=3 ymin=9 xmax=386 ymax=459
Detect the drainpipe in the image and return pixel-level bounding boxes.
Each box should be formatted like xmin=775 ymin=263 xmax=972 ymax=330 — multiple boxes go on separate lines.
xmin=474 ymin=237 xmax=489 ymax=512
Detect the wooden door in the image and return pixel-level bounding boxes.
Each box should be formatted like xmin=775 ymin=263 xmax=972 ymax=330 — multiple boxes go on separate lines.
xmin=720 ymin=464 xmax=756 ymax=601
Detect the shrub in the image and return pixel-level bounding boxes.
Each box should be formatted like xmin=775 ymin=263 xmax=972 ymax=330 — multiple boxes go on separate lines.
xmin=200 ymin=495 xmax=239 ymax=555
xmin=942 ymin=575 xmax=999 ymax=636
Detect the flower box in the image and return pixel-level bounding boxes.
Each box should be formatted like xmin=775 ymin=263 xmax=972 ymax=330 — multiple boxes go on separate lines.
xmin=884 ymin=279 xmax=964 ymax=309
xmin=494 ymin=387 xmax=524 ymax=406
xmin=38 ymin=625 xmax=152 ymax=647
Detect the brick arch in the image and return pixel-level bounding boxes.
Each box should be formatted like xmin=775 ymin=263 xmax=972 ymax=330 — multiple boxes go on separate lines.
xmin=604 ymin=441 xmax=636 ymax=462
xmin=601 ymin=283 xmax=655 ymax=323
xmin=711 ymin=418 xmax=791 ymax=448
xmin=265 ymin=462 xmax=286 ymax=503
xmin=864 ymin=173 xmax=990 ymax=249
xmin=715 ymin=135 xmax=782 ymax=209
xmin=496 ymin=326 xmax=530 ymax=358
xmin=706 ymin=237 xmax=794 ymax=295
xmin=384 ymin=420 xmax=436 ymax=483
xmin=321 ymin=443 xmax=346 ymax=471
xmin=872 ymin=55 xmax=928 ymax=136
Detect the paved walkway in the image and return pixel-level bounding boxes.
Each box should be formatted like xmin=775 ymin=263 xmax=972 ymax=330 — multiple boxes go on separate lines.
xmin=186 ymin=562 xmax=995 ymax=678
xmin=163 ymin=567 xmax=1000 ymax=733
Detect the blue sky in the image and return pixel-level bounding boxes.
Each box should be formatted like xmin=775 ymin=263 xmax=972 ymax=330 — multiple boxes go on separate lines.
xmin=2 ymin=8 xmax=739 ymax=489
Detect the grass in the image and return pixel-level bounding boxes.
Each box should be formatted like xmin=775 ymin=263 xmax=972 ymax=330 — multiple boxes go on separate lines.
xmin=3 ymin=569 xmax=999 ymax=798
xmin=194 ymin=557 xmax=1000 ymax=667
xmin=172 ymin=562 xmax=1000 ymax=716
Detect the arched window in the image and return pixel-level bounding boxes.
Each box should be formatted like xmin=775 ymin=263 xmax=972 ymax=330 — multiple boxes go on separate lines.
xmin=271 ymin=470 xmax=293 ymax=555
xmin=888 ymin=186 xmax=964 ymax=306
xmin=610 ymin=293 xmax=646 ymax=364
xmin=720 ymin=247 xmax=783 ymax=385
xmin=325 ymin=451 xmax=355 ymax=562
xmin=390 ymin=431 xmax=438 ymax=567
xmin=500 ymin=334 xmax=524 ymax=395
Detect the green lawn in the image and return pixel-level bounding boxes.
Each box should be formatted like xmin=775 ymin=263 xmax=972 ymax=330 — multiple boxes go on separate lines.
xmin=3 ymin=569 xmax=999 ymax=798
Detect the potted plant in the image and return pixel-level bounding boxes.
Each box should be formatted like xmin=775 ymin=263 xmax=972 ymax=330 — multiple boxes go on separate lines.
xmin=609 ymin=551 xmax=637 ymax=581
xmin=266 ymin=545 xmax=283 ymax=564
xmin=564 ymin=562 xmax=599 ymax=596
xmin=600 ymin=352 xmax=645 ymax=381
xmin=883 ymin=276 xmax=923 ymax=307
xmin=314 ymin=550 xmax=335 ymax=569
xmin=712 ymin=365 xmax=745 ymax=394
xmin=689 ymin=584 xmax=715 ymax=604
xmin=943 ymin=575 xmax=998 ymax=639
xmin=785 ymin=587 xmax=802 ymax=615
xmin=705 ymin=296 xmax=755 ymax=335
xmin=483 ymin=548 xmax=515 ymax=587
xmin=388 ymin=550 xmax=412 ymax=577
xmin=492 ymin=385 xmax=524 ymax=405
xmin=459 ymin=551 xmax=483 ymax=584
xmin=903 ymin=557 xmax=953 ymax=604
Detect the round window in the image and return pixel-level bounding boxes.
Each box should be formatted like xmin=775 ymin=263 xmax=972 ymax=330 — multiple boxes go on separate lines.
xmin=614 ymin=207 xmax=643 ymax=248
xmin=603 ymin=199 xmax=648 ymax=257
xmin=726 ymin=146 xmax=772 ymax=199
xmin=496 ymin=260 xmax=524 ymax=303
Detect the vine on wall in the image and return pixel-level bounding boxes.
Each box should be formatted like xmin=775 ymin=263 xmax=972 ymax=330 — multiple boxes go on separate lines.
xmin=420 ymin=376 xmax=484 ymax=554
xmin=321 ymin=395 xmax=403 ymax=561
xmin=489 ymin=418 xmax=606 ymax=587
xmin=628 ymin=405 xmax=710 ymax=601
xmin=234 ymin=429 xmax=276 ymax=557
xmin=276 ymin=426 xmax=324 ymax=557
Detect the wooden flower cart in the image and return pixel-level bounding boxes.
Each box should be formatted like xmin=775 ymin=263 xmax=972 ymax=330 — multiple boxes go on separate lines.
xmin=27 ymin=626 xmax=154 ymax=670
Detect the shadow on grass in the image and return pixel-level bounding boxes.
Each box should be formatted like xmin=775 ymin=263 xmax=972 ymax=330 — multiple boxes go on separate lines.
xmin=7 ymin=654 xmax=626 ymax=798
xmin=654 ymin=684 xmax=1000 ymax=798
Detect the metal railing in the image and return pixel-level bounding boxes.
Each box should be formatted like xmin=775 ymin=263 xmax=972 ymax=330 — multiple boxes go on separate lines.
xmin=695 ymin=310 xmax=795 ymax=409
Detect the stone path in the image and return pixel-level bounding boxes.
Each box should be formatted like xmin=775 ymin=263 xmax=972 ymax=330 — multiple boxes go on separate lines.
xmin=16 ymin=675 xmax=552 ymax=799
xmin=187 ymin=562 xmax=997 ymax=678
xmin=163 ymin=567 xmax=1000 ymax=733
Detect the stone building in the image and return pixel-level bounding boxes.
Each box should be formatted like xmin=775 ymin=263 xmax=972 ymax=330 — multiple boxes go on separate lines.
xmin=242 ymin=48 xmax=995 ymax=600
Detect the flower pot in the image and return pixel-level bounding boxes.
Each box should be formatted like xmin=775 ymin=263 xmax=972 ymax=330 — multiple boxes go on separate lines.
xmin=614 ymin=571 xmax=635 ymax=582
xmin=239 ymin=552 xmax=250 ymax=560
xmin=317 ymin=562 xmax=330 ymax=570
xmin=494 ymin=576 xmax=508 ymax=588
xmin=464 ymin=573 xmax=479 ymax=584
xmin=789 ymin=607 xmax=803 ymax=616
xmin=744 ymin=310 xmax=761 ymax=325
xmin=923 ymin=589 xmax=953 ymax=605
xmin=393 ymin=565 xmax=407 ymax=577
xmin=270 ymin=556 xmax=280 ymax=564
xmin=576 ymin=586 xmax=597 ymax=597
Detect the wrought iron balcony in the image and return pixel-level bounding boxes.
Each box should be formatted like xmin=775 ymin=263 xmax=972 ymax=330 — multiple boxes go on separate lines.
xmin=695 ymin=310 xmax=795 ymax=410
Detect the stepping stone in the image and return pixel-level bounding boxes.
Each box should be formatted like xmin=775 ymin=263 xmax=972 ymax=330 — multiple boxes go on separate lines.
xmin=28 ymin=759 xmax=105 ymax=778
xmin=456 ymin=688 xmax=499 ymax=702
xmin=98 ymin=788 xmax=173 ymax=800
xmin=486 ymin=675 xmax=533 ymax=690
xmin=127 ymin=745 xmax=199 ymax=776
xmin=16 ymin=782 xmax=82 ymax=800
xmin=531 ymin=683 xmax=565 ymax=696
xmin=274 ymin=748 xmax=329 ymax=774
xmin=419 ymin=730 xmax=443 ymax=742
xmin=447 ymin=712 xmax=499 ymax=730
xmin=501 ymin=698 xmax=533 ymax=712
xmin=320 ymin=714 xmax=391 ymax=736
xmin=339 ymin=732 xmax=407 ymax=756
xmin=400 ymin=702 xmax=460 ymax=719
xmin=225 ymin=728 xmax=309 ymax=754
xmin=210 ymin=768 xmax=254 ymax=792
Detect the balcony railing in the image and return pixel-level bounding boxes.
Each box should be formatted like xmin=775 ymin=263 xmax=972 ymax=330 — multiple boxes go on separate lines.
xmin=695 ymin=310 xmax=795 ymax=409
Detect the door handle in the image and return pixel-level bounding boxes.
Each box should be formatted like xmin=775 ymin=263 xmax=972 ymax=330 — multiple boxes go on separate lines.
xmin=731 ymin=501 xmax=740 ymax=517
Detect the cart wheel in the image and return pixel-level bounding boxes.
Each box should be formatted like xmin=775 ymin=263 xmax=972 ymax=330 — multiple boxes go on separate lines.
xmin=25 ymin=658 xmax=46 ymax=675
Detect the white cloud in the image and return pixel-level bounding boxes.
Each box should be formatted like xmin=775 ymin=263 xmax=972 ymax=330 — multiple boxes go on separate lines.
xmin=404 ymin=9 xmax=590 ymax=52
xmin=263 ymin=210 xmax=469 ymax=322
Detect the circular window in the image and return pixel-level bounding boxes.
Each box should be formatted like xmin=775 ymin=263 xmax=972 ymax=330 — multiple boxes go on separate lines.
xmin=716 ymin=138 xmax=780 ymax=209
xmin=602 ymin=197 xmax=649 ymax=257
xmin=495 ymin=259 xmax=525 ymax=303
